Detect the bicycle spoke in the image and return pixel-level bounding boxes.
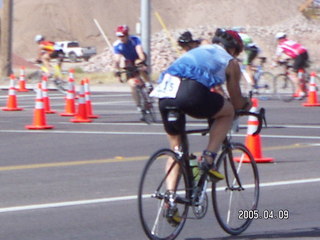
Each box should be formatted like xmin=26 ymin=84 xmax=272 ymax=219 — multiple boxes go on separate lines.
xmin=213 ymin=143 xmax=259 ymax=235
xmin=138 ymin=149 xmax=189 ymax=240
xmin=274 ymin=74 xmax=295 ymax=102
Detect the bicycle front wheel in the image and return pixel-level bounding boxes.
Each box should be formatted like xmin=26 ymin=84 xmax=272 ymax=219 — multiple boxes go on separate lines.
xmin=53 ymin=77 xmax=68 ymax=94
xmin=212 ymin=143 xmax=259 ymax=235
xmin=274 ymin=74 xmax=295 ymax=102
xmin=256 ymin=71 xmax=275 ymax=97
xmin=138 ymin=149 xmax=190 ymax=240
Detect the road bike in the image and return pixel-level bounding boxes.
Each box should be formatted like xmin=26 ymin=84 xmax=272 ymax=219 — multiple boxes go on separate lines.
xmin=241 ymin=57 xmax=275 ymax=99
xmin=138 ymin=107 xmax=266 ymax=239
xmin=118 ymin=65 xmax=157 ymax=124
xmin=273 ymin=60 xmax=320 ymax=102
xmin=27 ymin=61 xmax=69 ymax=94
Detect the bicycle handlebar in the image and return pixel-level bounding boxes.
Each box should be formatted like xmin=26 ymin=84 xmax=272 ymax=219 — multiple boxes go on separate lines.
xmin=236 ymin=108 xmax=266 ymax=135
xmin=185 ymin=107 xmax=266 ymax=136
xmin=116 ymin=64 xmax=145 ymax=83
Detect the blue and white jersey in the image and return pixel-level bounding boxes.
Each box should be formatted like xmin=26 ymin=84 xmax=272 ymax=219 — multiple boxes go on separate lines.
xmin=113 ymin=35 xmax=141 ymax=61
xmin=159 ymin=44 xmax=233 ymax=89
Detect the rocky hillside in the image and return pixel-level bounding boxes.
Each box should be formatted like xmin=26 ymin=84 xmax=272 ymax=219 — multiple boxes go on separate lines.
xmin=12 ymin=0 xmax=320 ymax=72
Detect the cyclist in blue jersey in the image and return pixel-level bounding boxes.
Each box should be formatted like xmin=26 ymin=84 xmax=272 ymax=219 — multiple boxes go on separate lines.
xmin=150 ymin=29 xmax=252 ymax=223
xmin=113 ymin=25 xmax=152 ymax=112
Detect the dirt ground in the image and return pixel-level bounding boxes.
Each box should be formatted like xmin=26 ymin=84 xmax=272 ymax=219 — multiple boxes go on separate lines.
xmin=10 ymin=0 xmax=320 ymax=73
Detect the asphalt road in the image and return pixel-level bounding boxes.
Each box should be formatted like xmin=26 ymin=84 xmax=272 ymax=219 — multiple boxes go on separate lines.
xmin=0 ymin=86 xmax=319 ymax=240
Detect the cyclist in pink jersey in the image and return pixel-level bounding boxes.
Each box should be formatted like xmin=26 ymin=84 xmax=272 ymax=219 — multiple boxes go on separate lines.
xmin=273 ymin=32 xmax=309 ymax=98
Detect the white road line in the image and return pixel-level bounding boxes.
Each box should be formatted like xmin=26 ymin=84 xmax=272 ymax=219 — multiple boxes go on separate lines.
xmin=0 ymin=177 xmax=319 ymax=213
xmin=0 ymin=129 xmax=320 ymax=141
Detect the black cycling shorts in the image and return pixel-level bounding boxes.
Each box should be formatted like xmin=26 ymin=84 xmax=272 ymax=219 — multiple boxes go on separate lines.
xmin=244 ymin=46 xmax=259 ymax=65
xmin=293 ymin=51 xmax=309 ymax=72
xmin=159 ymin=79 xmax=224 ymax=135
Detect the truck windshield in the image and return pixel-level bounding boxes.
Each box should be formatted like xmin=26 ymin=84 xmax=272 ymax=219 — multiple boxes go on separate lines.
xmin=67 ymin=42 xmax=80 ymax=48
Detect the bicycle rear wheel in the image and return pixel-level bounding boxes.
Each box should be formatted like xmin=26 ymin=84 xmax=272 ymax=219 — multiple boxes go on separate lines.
xmin=212 ymin=143 xmax=259 ymax=235
xmin=273 ymin=74 xmax=295 ymax=102
xmin=138 ymin=87 xmax=157 ymax=123
xmin=138 ymin=149 xmax=189 ymax=240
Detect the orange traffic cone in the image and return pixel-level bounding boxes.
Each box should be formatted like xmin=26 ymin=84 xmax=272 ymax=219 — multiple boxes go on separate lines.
xmin=235 ymin=98 xmax=274 ymax=163
xmin=303 ymin=72 xmax=320 ymax=107
xmin=25 ymin=83 xmax=54 ymax=130
xmin=17 ymin=66 xmax=29 ymax=92
xmin=84 ymin=78 xmax=99 ymax=118
xmin=70 ymin=80 xmax=92 ymax=123
xmin=2 ymin=74 xmax=24 ymax=111
xmin=41 ymin=74 xmax=56 ymax=114
xmin=60 ymin=69 xmax=76 ymax=116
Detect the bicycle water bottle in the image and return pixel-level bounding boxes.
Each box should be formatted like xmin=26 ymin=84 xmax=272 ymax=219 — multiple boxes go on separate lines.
xmin=189 ymin=154 xmax=200 ymax=184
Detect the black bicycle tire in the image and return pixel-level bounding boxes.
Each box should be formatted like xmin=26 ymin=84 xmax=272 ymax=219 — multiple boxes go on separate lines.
xmin=273 ymin=73 xmax=295 ymax=102
xmin=212 ymin=143 xmax=259 ymax=235
xmin=138 ymin=149 xmax=190 ymax=240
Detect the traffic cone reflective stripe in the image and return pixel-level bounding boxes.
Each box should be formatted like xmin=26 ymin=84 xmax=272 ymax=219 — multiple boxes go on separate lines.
xmin=25 ymin=83 xmax=54 ymax=130
xmin=235 ymin=98 xmax=274 ymax=163
xmin=60 ymin=69 xmax=76 ymax=116
xmin=2 ymin=74 xmax=23 ymax=111
xmin=17 ymin=66 xmax=29 ymax=92
xmin=42 ymin=74 xmax=56 ymax=114
xmin=84 ymin=78 xmax=99 ymax=118
xmin=303 ymin=72 xmax=320 ymax=107
xmin=70 ymin=80 xmax=92 ymax=123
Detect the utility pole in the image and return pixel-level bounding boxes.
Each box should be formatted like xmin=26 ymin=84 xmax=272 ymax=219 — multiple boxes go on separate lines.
xmin=0 ymin=0 xmax=13 ymax=78
xmin=140 ymin=0 xmax=151 ymax=68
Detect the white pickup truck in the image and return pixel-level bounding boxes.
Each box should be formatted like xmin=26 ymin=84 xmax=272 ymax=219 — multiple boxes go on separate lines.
xmin=56 ymin=41 xmax=97 ymax=62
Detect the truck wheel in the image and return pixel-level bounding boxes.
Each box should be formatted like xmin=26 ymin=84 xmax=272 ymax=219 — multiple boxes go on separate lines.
xmin=69 ymin=52 xmax=77 ymax=62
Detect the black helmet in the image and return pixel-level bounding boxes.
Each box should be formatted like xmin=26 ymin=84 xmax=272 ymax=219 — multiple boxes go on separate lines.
xmin=212 ymin=28 xmax=244 ymax=55
xmin=178 ymin=31 xmax=199 ymax=44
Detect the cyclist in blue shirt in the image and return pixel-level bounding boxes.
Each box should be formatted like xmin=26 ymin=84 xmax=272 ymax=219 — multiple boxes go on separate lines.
xmin=152 ymin=28 xmax=252 ymax=200
xmin=113 ymin=25 xmax=152 ymax=113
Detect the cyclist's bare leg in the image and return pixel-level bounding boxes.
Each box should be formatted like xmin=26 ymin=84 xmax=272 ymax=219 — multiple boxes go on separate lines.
xmin=246 ymin=65 xmax=255 ymax=87
xmin=41 ymin=53 xmax=52 ymax=73
xmin=290 ymin=70 xmax=306 ymax=96
xmin=128 ymin=77 xmax=142 ymax=108
xmin=166 ymin=135 xmax=182 ymax=191
xmin=140 ymin=70 xmax=150 ymax=82
xmin=205 ymin=100 xmax=234 ymax=163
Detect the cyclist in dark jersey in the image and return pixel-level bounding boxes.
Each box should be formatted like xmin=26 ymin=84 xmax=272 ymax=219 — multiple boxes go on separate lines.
xmin=177 ymin=31 xmax=210 ymax=53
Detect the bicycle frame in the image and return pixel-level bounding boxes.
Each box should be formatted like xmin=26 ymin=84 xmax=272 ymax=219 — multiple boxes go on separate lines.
xmin=138 ymin=108 xmax=265 ymax=239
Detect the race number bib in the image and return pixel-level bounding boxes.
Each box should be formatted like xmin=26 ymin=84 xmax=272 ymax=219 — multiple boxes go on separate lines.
xmin=149 ymin=74 xmax=181 ymax=98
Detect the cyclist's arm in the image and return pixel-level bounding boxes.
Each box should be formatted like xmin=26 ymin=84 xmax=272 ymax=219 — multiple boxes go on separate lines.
xmin=113 ymin=53 xmax=123 ymax=79
xmin=225 ymin=59 xmax=251 ymax=110
xmin=36 ymin=44 xmax=44 ymax=62
xmin=135 ymin=44 xmax=146 ymax=64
